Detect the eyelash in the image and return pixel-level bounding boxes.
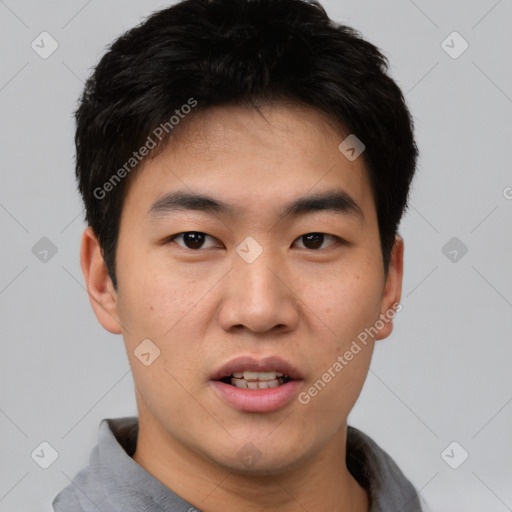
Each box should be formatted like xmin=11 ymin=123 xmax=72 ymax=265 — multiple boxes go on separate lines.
xmin=166 ymin=231 xmax=345 ymax=251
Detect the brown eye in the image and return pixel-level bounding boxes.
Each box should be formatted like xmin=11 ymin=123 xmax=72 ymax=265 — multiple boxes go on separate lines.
xmin=293 ymin=233 xmax=339 ymax=250
xmin=170 ymin=232 xmax=219 ymax=250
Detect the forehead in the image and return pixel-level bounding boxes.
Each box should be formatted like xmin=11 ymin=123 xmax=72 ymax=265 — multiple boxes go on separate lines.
xmin=122 ymin=103 xmax=375 ymax=223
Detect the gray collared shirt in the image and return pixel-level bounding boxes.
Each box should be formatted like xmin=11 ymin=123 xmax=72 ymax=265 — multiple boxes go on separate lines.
xmin=52 ymin=416 xmax=424 ymax=512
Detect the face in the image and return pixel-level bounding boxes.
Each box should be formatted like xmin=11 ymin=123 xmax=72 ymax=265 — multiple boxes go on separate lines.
xmin=83 ymin=103 xmax=403 ymax=475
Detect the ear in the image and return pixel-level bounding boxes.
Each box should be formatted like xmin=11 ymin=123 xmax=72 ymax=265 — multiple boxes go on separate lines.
xmin=375 ymin=235 xmax=404 ymax=341
xmin=80 ymin=226 xmax=123 ymax=334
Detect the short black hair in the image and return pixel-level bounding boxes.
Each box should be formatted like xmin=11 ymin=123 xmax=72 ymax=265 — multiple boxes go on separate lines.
xmin=75 ymin=0 xmax=418 ymax=290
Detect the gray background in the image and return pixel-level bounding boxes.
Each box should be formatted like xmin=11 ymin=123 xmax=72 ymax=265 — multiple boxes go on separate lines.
xmin=0 ymin=0 xmax=511 ymax=510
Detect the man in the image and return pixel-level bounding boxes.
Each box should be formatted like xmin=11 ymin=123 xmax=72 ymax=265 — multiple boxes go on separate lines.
xmin=53 ymin=0 xmax=423 ymax=510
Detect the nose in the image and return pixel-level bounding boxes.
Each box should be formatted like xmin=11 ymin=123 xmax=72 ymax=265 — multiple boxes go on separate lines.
xmin=218 ymin=250 xmax=300 ymax=334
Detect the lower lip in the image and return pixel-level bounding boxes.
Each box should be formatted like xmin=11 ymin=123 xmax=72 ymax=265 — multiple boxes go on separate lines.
xmin=210 ymin=380 xmax=303 ymax=413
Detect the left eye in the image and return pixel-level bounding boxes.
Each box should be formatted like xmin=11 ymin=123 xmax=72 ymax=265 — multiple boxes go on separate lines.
xmin=292 ymin=233 xmax=340 ymax=250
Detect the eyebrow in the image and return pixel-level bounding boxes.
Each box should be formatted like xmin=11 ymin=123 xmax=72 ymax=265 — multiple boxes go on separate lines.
xmin=148 ymin=188 xmax=364 ymax=222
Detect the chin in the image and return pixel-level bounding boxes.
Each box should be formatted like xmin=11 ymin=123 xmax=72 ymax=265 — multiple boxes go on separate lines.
xmin=203 ymin=432 xmax=315 ymax=476
xmin=222 ymin=451 xmax=305 ymax=476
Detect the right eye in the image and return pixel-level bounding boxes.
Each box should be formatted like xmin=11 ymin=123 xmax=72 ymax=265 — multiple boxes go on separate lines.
xmin=167 ymin=231 xmax=222 ymax=250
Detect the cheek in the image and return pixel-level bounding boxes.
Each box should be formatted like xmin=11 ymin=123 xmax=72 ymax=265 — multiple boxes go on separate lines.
xmin=299 ymin=282 xmax=379 ymax=428
xmin=115 ymin=248 xmax=214 ymax=393
xmin=297 ymin=262 xmax=383 ymax=409
xmin=338 ymin=278 xmax=383 ymax=333
xmin=116 ymin=248 xmax=203 ymax=340
xmin=309 ymin=266 xmax=384 ymax=343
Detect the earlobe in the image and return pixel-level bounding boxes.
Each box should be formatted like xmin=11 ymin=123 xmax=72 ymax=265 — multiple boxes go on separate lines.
xmin=375 ymin=235 xmax=404 ymax=341
xmin=80 ymin=226 xmax=123 ymax=334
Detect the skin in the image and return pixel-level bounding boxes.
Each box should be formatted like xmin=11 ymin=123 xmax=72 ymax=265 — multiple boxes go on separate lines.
xmin=81 ymin=103 xmax=403 ymax=512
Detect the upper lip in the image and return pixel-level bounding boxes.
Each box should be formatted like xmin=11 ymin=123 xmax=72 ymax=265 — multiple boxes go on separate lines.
xmin=211 ymin=355 xmax=303 ymax=380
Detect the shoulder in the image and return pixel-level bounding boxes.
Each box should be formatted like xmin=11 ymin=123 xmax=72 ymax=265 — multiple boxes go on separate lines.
xmin=346 ymin=426 xmax=425 ymax=512
xmin=52 ymin=463 xmax=97 ymax=512
xmin=51 ymin=417 xmax=132 ymax=512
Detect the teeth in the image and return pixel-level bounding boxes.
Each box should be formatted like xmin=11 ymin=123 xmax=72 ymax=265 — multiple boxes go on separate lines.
xmin=261 ymin=379 xmax=280 ymax=389
xmin=243 ymin=371 xmax=277 ymax=380
xmin=226 ymin=370 xmax=290 ymax=389
xmin=227 ymin=371 xmax=288 ymax=380
xmin=232 ymin=377 xmax=280 ymax=389
xmin=233 ymin=378 xmax=247 ymax=389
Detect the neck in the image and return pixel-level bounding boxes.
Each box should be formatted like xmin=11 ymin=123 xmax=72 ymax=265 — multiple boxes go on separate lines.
xmin=132 ymin=413 xmax=369 ymax=512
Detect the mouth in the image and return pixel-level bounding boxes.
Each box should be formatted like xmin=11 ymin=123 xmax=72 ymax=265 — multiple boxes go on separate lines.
xmin=211 ymin=355 xmax=302 ymax=387
xmin=219 ymin=371 xmax=292 ymax=389
xmin=210 ymin=356 xmax=303 ymax=412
